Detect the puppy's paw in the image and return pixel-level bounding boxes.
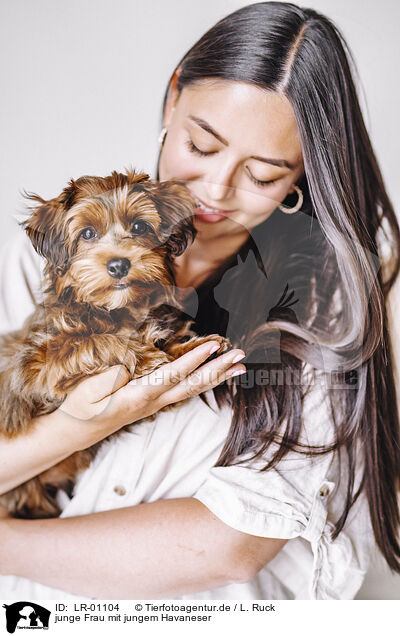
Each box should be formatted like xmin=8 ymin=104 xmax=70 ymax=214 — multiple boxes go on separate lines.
xmin=167 ymin=334 xmax=231 ymax=360
xmin=193 ymin=334 xmax=231 ymax=355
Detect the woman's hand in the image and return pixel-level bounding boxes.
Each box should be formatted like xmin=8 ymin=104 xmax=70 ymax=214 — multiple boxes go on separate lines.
xmin=61 ymin=340 xmax=246 ymax=450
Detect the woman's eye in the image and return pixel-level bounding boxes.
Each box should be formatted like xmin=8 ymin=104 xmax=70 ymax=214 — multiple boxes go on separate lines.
xmin=81 ymin=227 xmax=97 ymax=240
xmin=130 ymin=220 xmax=149 ymax=236
xmin=185 ymin=139 xmax=215 ymax=157
xmin=246 ymin=171 xmax=278 ymax=187
xmin=186 ymin=140 xmax=278 ymax=187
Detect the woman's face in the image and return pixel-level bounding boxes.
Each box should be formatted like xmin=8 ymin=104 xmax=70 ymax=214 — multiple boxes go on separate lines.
xmin=159 ymin=78 xmax=305 ymax=238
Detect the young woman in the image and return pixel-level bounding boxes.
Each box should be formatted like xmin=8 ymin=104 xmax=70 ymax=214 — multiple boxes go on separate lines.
xmin=0 ymin=2 xmax=399 ymax=600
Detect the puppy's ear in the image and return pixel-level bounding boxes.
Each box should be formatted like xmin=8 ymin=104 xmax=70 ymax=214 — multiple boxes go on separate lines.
xmin=22 ymin=180 xmax=78 ymax=273
xmin=146 ymin=181 xmax=197 ymax=257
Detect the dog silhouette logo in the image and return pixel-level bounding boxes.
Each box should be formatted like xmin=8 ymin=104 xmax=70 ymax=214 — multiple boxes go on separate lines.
xmin=2 ymin=602 xmax=51 ymax=633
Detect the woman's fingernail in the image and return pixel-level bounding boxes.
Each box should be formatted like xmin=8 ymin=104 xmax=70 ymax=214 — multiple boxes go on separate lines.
xmin=230 ymin=368 xmax=246 ymax=377
xmin=208 ymin=343 xmax=220 ymax=355
xmin=231 ymin=352 xmax=245 ymax=363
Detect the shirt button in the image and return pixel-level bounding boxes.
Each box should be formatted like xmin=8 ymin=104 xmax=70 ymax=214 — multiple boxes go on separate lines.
xmin=319 ymin=484 xmax=330 ymax=498
xmin=113 ymin=485 xmax=126 ymax=496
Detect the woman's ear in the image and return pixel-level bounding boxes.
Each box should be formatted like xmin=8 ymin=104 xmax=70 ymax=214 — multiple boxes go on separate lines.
xmin=163 ymin=67 xmax=182 ymax=128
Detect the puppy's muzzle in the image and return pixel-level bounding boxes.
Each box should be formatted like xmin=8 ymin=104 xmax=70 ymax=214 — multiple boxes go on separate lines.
xmin=106 ymin=257 xmax=131 ymax=279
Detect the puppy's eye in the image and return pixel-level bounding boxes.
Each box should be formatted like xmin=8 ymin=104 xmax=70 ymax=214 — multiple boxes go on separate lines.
xmin=130 ymin=220 xmax=150 ymax=236
xmin=81 ymin=227 xmax=97 ymax=241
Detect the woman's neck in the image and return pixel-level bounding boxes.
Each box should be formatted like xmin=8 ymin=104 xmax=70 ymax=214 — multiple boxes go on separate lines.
xmin=173 ymin=226 xmax=250 ymax=291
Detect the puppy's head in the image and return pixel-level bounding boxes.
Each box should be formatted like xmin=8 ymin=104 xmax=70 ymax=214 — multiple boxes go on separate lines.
xmin=23 ymin=170 xmax=196 ymax=310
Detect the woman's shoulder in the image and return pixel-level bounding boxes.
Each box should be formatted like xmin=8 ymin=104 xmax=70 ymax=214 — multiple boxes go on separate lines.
xmin=0 ymin=230 xmax=44 ymax=334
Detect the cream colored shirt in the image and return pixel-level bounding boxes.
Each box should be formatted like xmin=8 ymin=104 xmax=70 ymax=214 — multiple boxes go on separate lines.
xmin=0 ymin=232 xmax=374 ymax=600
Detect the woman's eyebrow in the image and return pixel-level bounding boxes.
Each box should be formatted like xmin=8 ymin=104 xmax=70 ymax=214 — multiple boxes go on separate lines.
xmin=188 ymin=115 xmax=229 ymax=145
xmin=188 ymin=115 xmax=294 ymax=169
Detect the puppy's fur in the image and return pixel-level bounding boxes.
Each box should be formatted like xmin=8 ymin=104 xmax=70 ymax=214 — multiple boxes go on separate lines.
xmin=0 ymin=170 xmax=228 ymax=518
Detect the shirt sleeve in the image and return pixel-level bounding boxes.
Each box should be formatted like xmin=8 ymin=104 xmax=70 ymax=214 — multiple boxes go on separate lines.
xmin=0 ymin=230 xmax=44 ymax=334
xmin=193 ymin=442 xmax=336 ymax=541
xmin=193 ymin=367 xmax=336 ymax=539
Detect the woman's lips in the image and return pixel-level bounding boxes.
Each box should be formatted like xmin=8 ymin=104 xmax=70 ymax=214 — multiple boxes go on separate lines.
xmin=194 ymin=207 xmax=229 ymax=223
xmin=193 ymin=196 xmax=235 ymax=224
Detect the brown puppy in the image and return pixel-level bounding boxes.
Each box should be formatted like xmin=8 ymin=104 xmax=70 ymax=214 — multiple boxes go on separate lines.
xmin=0 ymin=169 xmax=228 ymax=518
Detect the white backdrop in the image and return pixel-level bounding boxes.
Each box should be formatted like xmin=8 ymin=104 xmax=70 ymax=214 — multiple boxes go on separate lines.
xmin=1 ymin=0 xmax=399 ymax=599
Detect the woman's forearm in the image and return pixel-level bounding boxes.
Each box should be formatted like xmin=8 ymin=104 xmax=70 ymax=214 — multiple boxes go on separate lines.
xmin=0 ymin=409 xmax=86 ymax=494
xmin=1 ymin=498 xmax=286 ymax=598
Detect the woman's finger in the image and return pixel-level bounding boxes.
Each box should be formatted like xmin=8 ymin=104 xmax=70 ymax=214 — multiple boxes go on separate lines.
xmin=186 ymin=347 xmax=246 ymax=384
xmin=158 ymin=355 xmax=246 ymax=407
xmin=159 ymin=364 xmax=246 ymax=406
xmin=128 ymin=341 xmax=232 ymax=396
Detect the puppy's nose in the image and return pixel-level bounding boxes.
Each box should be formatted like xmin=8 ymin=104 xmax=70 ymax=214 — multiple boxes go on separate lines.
xmin=106 ymin=257 xmax=131 ymax=279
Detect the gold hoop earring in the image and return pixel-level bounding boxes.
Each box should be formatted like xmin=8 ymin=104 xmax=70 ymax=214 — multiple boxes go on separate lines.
xmin=158 ymin=127 xmax=167 ymax=145
xmin=278 ymin=185 xmax=303 ymax=214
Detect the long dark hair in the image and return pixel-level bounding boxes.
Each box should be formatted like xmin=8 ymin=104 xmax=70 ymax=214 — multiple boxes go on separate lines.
xmin=157 ymin=2 xmax=400 ymax=572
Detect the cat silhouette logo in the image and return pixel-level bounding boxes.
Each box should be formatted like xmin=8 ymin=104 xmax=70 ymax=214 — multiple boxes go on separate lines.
xmin=2 ymin=602 xmax=50 ymax=633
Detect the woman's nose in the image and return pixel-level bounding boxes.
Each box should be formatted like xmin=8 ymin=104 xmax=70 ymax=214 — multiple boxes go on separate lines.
xmin=207 ymin=180 xmax=231 ymax=201
xmin=205 ymin=166 xmax=235 ymax=202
